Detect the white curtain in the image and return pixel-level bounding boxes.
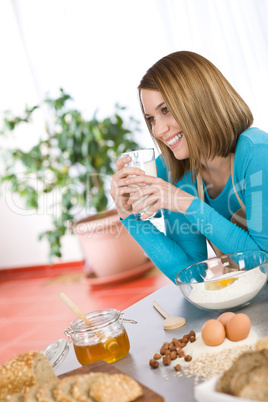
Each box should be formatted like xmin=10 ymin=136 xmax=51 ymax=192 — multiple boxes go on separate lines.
xmin=0 ymin=0 xmax=267 ymax=267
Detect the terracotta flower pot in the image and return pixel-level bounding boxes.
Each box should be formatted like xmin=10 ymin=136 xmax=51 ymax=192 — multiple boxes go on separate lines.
xmin=74 ymin=209 xmax=148 ymax=278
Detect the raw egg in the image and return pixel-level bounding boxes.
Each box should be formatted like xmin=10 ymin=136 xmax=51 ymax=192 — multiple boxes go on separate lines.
xmin=205 ymin=277 xmax=238 ymax=290
xmin=201 ymin=319 xmax=225 ymax=346
xmin=217 ymin=312 xmax=236 ymax=328
xmin=226 ymin=313 xmax=251 ymax=342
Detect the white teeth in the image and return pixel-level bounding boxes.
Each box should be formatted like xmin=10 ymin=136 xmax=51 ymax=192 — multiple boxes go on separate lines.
xmin=167 ymin=132 xmax=183 ymax=146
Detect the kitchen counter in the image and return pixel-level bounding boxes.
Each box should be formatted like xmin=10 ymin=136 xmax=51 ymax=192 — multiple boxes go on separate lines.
xmin=55 ymin=282 xmax=268 ymax=402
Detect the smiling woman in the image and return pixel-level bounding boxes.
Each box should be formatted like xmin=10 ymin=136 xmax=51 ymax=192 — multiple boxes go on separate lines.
xmin=110 ymin=50 xmax=268 ymax=283
xmin=140 ymin=89 xmax=189 ymax=162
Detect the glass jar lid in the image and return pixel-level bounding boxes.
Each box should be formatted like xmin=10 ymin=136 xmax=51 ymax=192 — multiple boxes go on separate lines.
xmin=70 ymin=308 xmax=121 ymax=333
xmin=43 ymin=338 xmax=69 ymax=369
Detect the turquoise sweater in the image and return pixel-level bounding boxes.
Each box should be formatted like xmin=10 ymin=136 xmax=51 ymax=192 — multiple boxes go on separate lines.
xmin=121 ymin=128 xmax=268 ymax=283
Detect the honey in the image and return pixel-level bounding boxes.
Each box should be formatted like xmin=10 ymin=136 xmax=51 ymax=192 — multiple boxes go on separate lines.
xmin=64 ymin=308 xmax=135 ymax=366
xmin=73 ymin=329 xmax=130 ymax=365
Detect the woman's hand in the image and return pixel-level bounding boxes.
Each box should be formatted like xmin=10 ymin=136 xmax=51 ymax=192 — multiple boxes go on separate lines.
xmin=125 ymin=175 xmax=195 ymax=220
xmin=110 ymin=156 xmax=145 ymax=219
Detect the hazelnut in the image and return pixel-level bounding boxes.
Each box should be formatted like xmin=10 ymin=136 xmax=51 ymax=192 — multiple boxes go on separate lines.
xmin=170 ymin=351 xmax=177 ymax=360
xmin=148 ymin=330 xmax=197 ymax=371
xmin=178 ymin=350 xmax=185 ymax=358
xmin=184 ymin=355 xmax=192 ymax=362
xmin=149 ymin=359 xmax=159 ymax=369
xmin=163 ymin=355 xmax=171 ymax=366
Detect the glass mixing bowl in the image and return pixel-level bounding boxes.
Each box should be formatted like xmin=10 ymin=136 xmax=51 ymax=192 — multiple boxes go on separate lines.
xmin=175 ymin=251 xmax=268 ymax=312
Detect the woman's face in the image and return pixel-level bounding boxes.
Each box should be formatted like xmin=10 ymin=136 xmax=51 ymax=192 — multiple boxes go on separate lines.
xmin=140 ymin=89 xmax=189 ymax=160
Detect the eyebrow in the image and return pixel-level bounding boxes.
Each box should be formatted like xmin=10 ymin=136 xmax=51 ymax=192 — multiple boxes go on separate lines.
xmin=144 ymin=101 xmax=165 ymax=116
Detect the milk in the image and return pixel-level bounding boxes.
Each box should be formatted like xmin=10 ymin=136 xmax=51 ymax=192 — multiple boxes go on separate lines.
xmin=121 ymin=149 xmax=162 ymax=221
xmin=131 ymin=159 xmax=157 ymax=216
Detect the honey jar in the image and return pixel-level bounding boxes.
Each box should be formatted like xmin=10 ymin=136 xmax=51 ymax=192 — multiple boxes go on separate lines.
xmin=64 ymin=308 xmax=136 ymax=365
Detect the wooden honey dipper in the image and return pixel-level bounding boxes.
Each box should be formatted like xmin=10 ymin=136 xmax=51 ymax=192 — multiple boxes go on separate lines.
xmin=58 ymin=293 xmax=118 ymax=352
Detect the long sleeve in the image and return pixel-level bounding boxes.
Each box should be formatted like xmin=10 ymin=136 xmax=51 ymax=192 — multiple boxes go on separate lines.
xmin=185 ymin=129 xmax=268 ymax=254
xmin=185 ymin=197 xmax=263 ymax=254
xmin=121 ymin=212 xmax=207 ymax=283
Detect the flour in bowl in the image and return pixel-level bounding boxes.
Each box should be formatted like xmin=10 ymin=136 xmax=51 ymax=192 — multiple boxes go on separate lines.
xmin=188 ymin=268 xmax=267 ymax=310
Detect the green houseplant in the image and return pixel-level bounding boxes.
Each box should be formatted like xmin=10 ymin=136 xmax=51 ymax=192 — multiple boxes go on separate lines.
xmin=0 ymin=89 xmax=148 ymax=274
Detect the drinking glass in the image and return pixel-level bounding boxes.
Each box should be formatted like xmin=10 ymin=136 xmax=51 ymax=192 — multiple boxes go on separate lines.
xmin=121 ymin=148 xmax=162 ymax=221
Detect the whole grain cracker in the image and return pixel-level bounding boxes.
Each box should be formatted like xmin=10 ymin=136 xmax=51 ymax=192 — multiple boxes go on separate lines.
xmin=89 ymin=373 xmax=143 ymax=402
xmin=72 ymin=373 xmax=108 ymax=402
xmin=53 ymin=374 xmax=82 ymax=402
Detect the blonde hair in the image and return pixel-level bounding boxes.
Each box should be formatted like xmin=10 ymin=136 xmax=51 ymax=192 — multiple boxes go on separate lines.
xmin=138 ymin=51 xmax=253 ymax=183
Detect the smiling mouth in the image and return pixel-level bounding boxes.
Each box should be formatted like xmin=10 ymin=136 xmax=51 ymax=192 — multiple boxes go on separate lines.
xmin=166 ymin=132 xmax=183 ymax=146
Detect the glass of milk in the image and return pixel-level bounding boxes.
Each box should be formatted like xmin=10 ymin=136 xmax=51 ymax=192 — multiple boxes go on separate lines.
xmin=121 ymin=148 xmax=162 ymax=221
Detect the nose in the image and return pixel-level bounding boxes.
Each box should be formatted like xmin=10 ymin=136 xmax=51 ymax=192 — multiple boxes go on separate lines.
xmin=152 ymin=117 xmax=169 ymax=139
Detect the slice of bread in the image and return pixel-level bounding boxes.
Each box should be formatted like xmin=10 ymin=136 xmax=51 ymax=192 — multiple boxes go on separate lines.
xmin=249 ymin=366 xmax=268 ymax=385
xmin=256 ymin=335 xmax=268 ymax=351
xmin=216 ymin=349 xmax=268 ymax=394
xmin=7 ymin=393 xmax=24 ymax=402
xmin=36 ymin=379 xmax=59 ymax=402
xmin=72 ymin=373 xmax=108 ymax=402
xmin=239 ymin=382 xmax=268 ymax=400
xmin=230 ymin=371 xmax=249 ymax=396
xmin=215 ymin=367 xmax=233 ymax=394
xmin=24 ymin=384 xmax=42 ymax=401
xmin=231 ymin=364 xmax=268 ymax=396
xmin=89 ymin=373 xmax=143 ymax=402
xmin=0 ymin=351 xmax=56 ymax=401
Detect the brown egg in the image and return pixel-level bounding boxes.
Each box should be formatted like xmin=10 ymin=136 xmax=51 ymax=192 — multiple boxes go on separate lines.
xmin=226 ymin=313 xmax=251 ymax=342
xmin=201 ymin=319 xmax=226 ymax=346
xmin=217 ymin=312 xmax=236 ymax=328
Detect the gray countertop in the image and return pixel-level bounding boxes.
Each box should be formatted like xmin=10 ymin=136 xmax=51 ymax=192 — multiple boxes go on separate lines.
xmin=55 ymin=282 xmax=268 ymax=402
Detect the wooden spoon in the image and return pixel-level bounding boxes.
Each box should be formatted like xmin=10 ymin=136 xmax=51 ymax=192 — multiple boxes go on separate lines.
xmin=152 ymin=301 xmax=186 ymax=330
